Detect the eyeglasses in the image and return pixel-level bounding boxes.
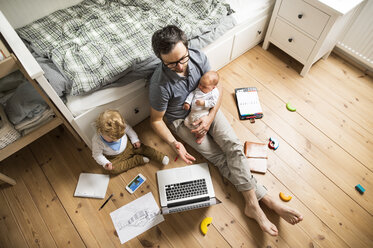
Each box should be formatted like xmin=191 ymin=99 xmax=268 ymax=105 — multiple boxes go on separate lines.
xmin=163 ymin=52 xmax=189 ymax=68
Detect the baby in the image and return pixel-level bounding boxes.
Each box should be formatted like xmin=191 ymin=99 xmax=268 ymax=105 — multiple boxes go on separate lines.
xmin=183 ymin=71 xmax=219 ymax=143
xmin=92 ymin=110 xmax=169 ymax=174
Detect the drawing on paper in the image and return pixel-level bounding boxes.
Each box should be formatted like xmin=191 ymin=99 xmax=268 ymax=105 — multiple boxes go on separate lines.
xmin=110 ymin=192 xmax=164 ymax=244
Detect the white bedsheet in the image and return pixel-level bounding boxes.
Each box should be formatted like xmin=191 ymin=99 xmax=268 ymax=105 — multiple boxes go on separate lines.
xmin=66 ymin=79 xmax=146 ymax=117
xmin=228 ymin=0 xmax=274 ymax=24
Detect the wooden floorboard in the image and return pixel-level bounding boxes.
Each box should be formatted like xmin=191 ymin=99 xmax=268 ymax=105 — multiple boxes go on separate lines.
xmin=1 ymin=45 xmax=372 ymax=247
xmin=254 ymin=47 xmax=373 ymax=169
xmin=2 ymin=148 xmax=85 ymax=247
xmin=220 ymin=84 xmax=369 ymax=247
xmin=231 ymin=47 xmax=373 ymax=214
xmin=0 ymin=190 xmax=29 ymax=248
xmin=1 ymin=152 xmax=58 ymax=248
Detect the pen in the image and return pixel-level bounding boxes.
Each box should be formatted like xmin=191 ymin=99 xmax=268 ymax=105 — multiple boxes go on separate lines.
xmin=99 ymin=194 xmax=113 ymax=211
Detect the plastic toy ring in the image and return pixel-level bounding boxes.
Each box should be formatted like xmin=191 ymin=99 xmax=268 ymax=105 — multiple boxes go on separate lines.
xmin=268 ymin=137 xmax=279 ymax=150
xmin=200 ymin=217 xmax=212 ymax=235
xmin=286 ymin=102 xmax=296 ymax=112
xmin=279 ymin=192 xmax=292 ymax=202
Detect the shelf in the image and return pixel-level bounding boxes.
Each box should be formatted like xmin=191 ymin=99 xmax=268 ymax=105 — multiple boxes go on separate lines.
xmin=0 ymin=117 xmax=62 ymax=161
xmin=0 ymin=55 xmax=17 ymax=78
xmin=0 ymin=29 xmax=80 ymax=186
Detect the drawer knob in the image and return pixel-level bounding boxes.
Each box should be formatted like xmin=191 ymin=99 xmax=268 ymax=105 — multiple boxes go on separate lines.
xmin=134 ymin=108 xmax=139 ymax=114
xmin=257 ymin=30 xmax=262 ymax=35
xmin=298 ymin=14 xmax=303 ymax=19
xmin=288 ymin=38 xmax=293 ymax=43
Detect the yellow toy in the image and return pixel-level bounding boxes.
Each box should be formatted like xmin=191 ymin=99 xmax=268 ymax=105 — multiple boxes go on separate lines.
xmin=200 ymin=217 xmax=213 ymax=235
xmin=279 ymin=192 xmax=292 ymax=202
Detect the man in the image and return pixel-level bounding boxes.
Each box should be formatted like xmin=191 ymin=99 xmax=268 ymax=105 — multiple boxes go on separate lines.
xmin=149 ymin=25 xmax=303 ymax=236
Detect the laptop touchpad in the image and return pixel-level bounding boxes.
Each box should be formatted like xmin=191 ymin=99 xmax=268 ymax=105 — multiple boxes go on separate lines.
xmin=174 ymin=167 xmax=192 ymax=180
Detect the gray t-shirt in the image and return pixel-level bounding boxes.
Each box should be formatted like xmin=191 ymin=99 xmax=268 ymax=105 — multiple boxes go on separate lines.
xmin=149 ymin=48 xmax=210 ymax=123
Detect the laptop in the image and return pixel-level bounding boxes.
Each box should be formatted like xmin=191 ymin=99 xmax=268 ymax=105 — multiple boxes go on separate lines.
xmin=74 ymin=173 xmax=110 ymax=199
xmin=157 ymin=163 xmax=221 ymax=214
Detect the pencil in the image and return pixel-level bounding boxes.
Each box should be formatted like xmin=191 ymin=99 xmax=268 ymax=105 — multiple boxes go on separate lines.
xmin=99 ymin=193 xmax=113 ymax=211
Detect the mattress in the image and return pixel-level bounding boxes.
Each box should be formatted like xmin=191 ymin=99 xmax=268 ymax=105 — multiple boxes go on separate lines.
xmin=18 ymin=0 xmax=233 ymax=96
xmin=228 ymin=0 xmax=274 ymax=24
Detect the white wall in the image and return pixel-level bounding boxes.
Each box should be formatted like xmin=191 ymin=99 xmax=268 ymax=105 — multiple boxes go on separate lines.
xmin=336 ymin=0 xmax=373 ymax=70
xmin=0 ymin=0 xmax=82 ymax=28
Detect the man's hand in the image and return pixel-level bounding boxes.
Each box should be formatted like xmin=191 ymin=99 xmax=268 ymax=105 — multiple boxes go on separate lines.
xmin=183 ymin=103 xmax=190 ymax=110
xmin=191 ymin=115 xmax=213 ymax=138
xmin=133 ymin=141 xmax=141 ymax=148
xmin=172 ymin=141 xmax=195 ymax=164
xmin=195 ymin=99 xmax=205 ymax=106
xmin=105 ymin=162 xmax=113 ymax=170
xmin=195 ymin=133 xmax=206 ymax=144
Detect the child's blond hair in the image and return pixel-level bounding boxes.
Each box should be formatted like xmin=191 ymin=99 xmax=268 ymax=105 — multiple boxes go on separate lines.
xmin=96 ymin=110 xmax=126 ymax=140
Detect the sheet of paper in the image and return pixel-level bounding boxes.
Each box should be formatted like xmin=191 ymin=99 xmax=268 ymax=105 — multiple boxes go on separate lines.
xmin=110 ymin=192 xmax=164 ymax=244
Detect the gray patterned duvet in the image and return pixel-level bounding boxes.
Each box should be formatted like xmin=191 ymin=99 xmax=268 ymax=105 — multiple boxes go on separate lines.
xmin=17 ymin=0 xmax=233 ymax=95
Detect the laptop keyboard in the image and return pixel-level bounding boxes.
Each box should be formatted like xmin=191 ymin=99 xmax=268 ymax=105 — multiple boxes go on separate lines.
xmin=165 ymin=179 xmax=208 ymax=201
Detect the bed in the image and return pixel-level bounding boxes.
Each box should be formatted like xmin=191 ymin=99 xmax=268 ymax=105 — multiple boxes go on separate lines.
xmin=0 ymin=0 xmax=274 ymax=148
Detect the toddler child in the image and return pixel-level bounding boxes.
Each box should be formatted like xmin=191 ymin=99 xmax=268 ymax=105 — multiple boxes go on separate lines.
xmin=183 ymin=71 xmax=219 ymax=143
xmin=92 ymin=110 xmax=169 ymax=174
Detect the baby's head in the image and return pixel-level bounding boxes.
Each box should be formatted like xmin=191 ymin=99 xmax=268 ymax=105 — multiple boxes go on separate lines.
xmin=198 ymin=71 xmax=219 ymax=93
xmin=96 ymin=110 xmax=126 ymax=142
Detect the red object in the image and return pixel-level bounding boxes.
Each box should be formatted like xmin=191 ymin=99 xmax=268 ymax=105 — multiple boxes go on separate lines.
xmin=268 ymin=137 xmax=279 ymax=150
xmin=268 ymin=140 xmax=275 ymax=149
xmin=174 ymin=156 xmax=179 ymax=161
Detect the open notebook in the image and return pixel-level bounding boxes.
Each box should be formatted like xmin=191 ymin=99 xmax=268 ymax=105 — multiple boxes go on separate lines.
xmin=244 ymin=141 xmax=268 ymax=173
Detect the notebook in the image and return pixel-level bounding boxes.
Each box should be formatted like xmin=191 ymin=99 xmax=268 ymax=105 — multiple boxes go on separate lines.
xmin=247 ymin=158 xmax=267 ymax=174
xmin=235 ymin=87 xmax=263 ymax=120
xmin=244 ymin=141 xmax=268 ymax=159
xmin=74 ymin=173 xmax=110 ymax=199
xmin=157 ymin=163 xmax=221 ymax=214
xmin=244 ymin=141 xmax=268 ymax=173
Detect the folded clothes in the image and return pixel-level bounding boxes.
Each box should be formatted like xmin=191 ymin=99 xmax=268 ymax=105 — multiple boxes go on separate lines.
xmin=0 ymin=104 xmax=21 ymax=149
xmin=5 ymin=82 xmax=47 ymax=125
xmin=22 ymin=115 xmax=55 ymax=136
xmin=0 ymin=91 xmax=14 ymax=106
xmin=15 ymin=108 xmax=54 ymax=131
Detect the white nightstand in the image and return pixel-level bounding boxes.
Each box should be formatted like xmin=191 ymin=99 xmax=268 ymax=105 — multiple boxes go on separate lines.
xmin=263 ymin=0 xmax=364 ymax=76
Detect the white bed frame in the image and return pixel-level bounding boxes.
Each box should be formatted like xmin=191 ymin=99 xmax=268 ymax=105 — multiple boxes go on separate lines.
xmin=0 ymin=0 xmax=273 ymax=148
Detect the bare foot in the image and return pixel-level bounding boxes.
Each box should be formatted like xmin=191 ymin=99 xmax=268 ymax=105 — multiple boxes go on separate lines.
xmin=272 ymin=201 xmax=303 ymax=225
xmin=262 ymin=196 xmax=303 ymax=225
xmin=244 ymin=203 xmax=278 ymax=236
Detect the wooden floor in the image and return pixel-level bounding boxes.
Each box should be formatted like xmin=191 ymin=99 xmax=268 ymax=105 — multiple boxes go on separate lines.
xmin=1 ymin=45 xmax=372 ymax=248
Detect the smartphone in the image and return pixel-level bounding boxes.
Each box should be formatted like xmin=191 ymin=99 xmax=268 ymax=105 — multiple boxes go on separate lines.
xmin=125 ymin=173 xmax=146 ymax=194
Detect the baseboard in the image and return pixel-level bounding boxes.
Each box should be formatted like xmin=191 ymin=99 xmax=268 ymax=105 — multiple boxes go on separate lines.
xmin=332 ymin=47 xmax=373 ymax=77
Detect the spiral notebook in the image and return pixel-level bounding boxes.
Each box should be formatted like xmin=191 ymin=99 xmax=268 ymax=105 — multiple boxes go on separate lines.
xmin=235 ymin=87 xmax=263 ymax=120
